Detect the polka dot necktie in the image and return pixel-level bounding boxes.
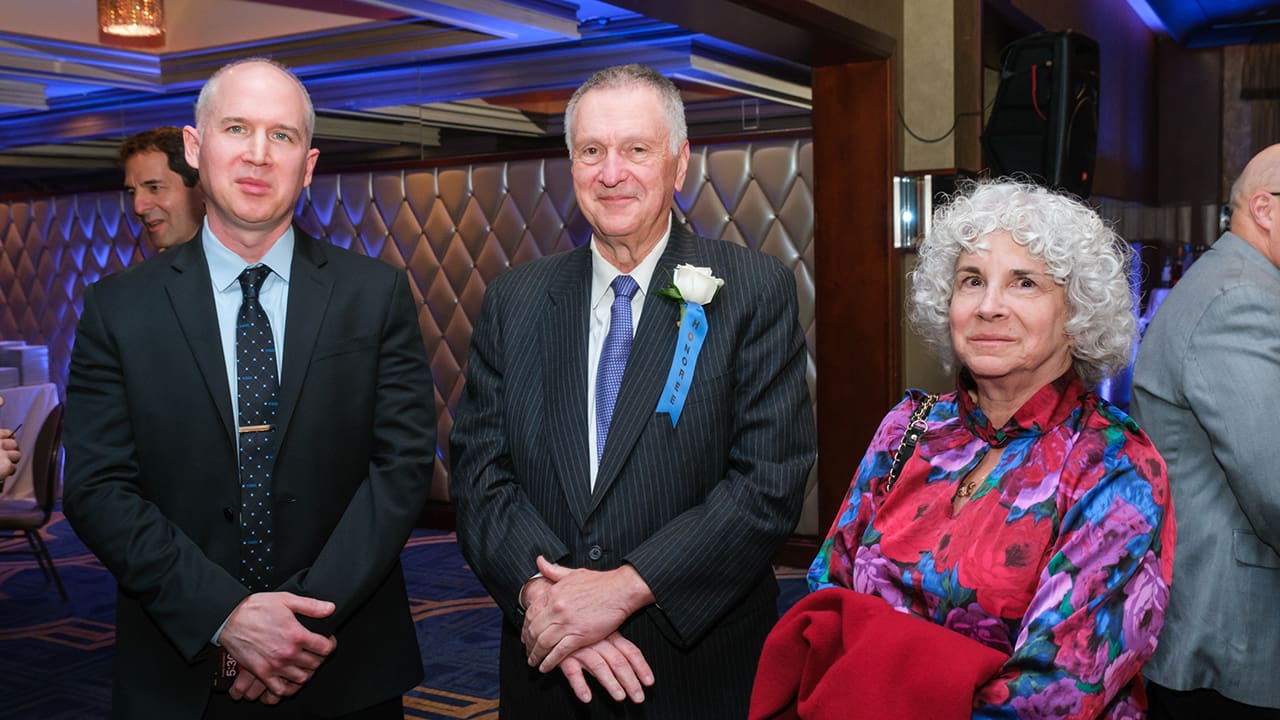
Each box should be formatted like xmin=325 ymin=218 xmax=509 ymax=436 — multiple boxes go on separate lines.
xmin=235 ymin=265 xmax=279 ymax=591
xmin=595 ymin=275 xmax=639 ymax=463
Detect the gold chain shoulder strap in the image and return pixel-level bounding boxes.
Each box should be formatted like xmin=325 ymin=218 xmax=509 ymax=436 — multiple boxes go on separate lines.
xmin=884 ymin=394 xmax=937 ymax=493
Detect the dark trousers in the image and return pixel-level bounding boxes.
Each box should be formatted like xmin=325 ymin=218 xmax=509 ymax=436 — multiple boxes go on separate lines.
xmin=1147 ymin=681 xmax=1280 ymax=720
xmin=204 ymin=693 xmax=403 ymax=720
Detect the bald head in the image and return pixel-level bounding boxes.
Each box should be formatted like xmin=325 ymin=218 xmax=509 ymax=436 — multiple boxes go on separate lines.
xmin=194 ymin=58 xmax=315 ymax=144
xmin=1229 ymin=144 xmax=1280 ymax=268
xmin=1231 ymin=144 xmax=1280 ymax=210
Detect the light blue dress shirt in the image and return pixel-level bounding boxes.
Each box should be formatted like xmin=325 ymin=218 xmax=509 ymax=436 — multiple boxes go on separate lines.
xmin=202 ymin=223 xmax=293 ymax=432
xmin=202 ymin=221 xmax=294 ymax=644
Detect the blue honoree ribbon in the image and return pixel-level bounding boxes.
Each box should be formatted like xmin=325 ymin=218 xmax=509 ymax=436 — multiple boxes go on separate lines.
xmin=656 ymin=302 xmax=708 ymax=427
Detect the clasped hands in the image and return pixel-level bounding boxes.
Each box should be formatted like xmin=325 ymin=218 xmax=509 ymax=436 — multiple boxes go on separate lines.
xmin=217 ymin=592 xmax=338 ymax=704
xmin=520 ymin=555 xmax=656 ymax=704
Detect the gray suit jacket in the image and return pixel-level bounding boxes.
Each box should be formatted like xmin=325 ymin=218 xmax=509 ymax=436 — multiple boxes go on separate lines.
xmin=449 ymin=220 xmax=816 ymax=718
xmin=1131 ymin=231 xmax=1280 ymax=708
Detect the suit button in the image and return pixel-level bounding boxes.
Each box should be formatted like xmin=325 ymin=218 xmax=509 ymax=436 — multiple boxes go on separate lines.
xmin=223 ymin=507 xmax=235 ymax=522
xmin=588 ymin=545 xmax=603 ymax=561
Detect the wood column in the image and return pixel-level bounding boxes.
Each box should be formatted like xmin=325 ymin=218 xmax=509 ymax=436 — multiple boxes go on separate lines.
xmin=812 ymin=59 xmax=899 ymax=535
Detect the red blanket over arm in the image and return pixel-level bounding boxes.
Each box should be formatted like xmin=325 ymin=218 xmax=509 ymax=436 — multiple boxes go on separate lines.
xmin=750 ymin=588 xmax=1010 ymax=720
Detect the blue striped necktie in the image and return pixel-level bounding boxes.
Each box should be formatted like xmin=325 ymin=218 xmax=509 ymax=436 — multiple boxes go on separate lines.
xmin=595 ymin=274 xmax=640 ymax=463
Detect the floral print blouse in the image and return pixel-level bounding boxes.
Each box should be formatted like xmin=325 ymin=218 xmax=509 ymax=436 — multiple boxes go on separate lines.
xmin=809 ymin=373 xmax=1175 ymax=719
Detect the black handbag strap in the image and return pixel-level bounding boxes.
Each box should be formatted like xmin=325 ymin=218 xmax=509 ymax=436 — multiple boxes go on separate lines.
xmin=884 ymin=394 xmax=937 ymax=492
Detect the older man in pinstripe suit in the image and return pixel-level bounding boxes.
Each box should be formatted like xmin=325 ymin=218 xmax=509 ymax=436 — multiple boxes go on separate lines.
xmin=450 ymin=64 xmax=816 ymax=718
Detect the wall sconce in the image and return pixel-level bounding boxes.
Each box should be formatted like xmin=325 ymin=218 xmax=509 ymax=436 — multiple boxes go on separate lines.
xmin=893 ymin=173 xmax=968 ymax=250
xmin=892 ymin=175 xmax=928 ymax=250
xmin=99 ymin=0 xmax=164 ymax=38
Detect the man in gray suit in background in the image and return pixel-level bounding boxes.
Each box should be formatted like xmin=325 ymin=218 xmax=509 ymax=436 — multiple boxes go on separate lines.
xmin=1132 ymin=143 xmax=1280 ymax=719
xmin=449 ymin=64 xmax=816 ymax=718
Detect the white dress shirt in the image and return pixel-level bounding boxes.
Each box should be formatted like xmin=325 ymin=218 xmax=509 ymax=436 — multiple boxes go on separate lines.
xmin=586 ymin=220 xmax=670 ymax=491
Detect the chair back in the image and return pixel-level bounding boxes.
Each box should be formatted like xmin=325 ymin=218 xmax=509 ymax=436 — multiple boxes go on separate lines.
xmin=29 ymin=404 xmax=63 ymax=519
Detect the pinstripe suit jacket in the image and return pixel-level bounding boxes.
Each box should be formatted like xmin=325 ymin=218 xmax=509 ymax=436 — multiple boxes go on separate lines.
xmin=450 ymin=219 xmax=816 ymax=718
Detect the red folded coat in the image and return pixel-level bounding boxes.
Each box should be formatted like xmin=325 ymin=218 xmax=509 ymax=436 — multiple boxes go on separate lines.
xmin=750 ymin=588 xmax=1010 ymax=720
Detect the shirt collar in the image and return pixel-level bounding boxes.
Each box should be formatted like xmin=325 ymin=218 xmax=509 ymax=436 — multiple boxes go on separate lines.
xmin=590 ymin=215 xmax=672 ymax=309
xmin=203 ymin=220 xmax=296 ymax=292
xmin=956 ymin=368 xmax=1086 ymax=446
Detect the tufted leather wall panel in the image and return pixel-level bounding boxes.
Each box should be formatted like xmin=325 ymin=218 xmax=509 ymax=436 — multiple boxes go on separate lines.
xmin=0 ymin=138 xmax=820 ymax=534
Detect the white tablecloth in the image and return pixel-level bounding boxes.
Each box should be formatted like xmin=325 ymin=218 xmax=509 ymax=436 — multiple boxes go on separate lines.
xmin=0 ymin=382 xmax=59 ymax=501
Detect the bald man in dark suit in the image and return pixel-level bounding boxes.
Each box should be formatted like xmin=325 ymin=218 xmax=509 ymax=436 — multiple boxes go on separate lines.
xmin=64 ymin=58 xmax=433 ymax=719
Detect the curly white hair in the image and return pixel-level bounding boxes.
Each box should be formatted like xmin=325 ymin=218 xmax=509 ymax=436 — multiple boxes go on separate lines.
xmin=908 ymin=179 xmax=1137 ymax=388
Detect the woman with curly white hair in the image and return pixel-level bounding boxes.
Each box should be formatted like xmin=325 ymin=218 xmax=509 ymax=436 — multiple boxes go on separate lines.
xmin=801 ymin=180 xmax=1176 ymax=719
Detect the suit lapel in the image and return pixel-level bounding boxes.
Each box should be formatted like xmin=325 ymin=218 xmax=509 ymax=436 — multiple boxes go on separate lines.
xmin=543 ymin=247 xmax=593 ymax=528
xmin=165 ymin=240 xmax=236 ymax=447
xmin=590 ymin=222 xmax=701 ymax=512
xmin=272 ymin=233 xmax=333 ymax=460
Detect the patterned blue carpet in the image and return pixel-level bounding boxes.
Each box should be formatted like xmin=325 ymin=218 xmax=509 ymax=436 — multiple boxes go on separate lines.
xmin=0 ymin=509 xmax=809 ymax=719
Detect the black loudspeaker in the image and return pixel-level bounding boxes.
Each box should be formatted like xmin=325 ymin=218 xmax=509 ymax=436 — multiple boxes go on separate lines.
xmin=982 ymin=31 xmax=1099 ymax=198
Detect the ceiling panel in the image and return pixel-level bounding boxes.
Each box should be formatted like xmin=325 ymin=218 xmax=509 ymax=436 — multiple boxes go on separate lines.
xmin=1135 ymin=0 xmax=1280 ymax=46
xmin=0 ymin=0 xmax=814 ymax=194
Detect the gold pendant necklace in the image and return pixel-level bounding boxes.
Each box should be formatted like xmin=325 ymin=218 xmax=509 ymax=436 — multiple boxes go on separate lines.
xmin=956 ymin=475 xmax=983 ymax=499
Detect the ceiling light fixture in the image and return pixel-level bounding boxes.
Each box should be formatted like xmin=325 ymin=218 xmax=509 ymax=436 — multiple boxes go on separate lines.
xmin=98 ymin=0 xmax=164 ymax=38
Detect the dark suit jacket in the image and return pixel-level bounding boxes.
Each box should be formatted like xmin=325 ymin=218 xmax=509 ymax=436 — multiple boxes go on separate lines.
xmin=450 ymin=220 xmax=816 ymax=719
xmin=63 ymin=231 xmax=435 ymax=719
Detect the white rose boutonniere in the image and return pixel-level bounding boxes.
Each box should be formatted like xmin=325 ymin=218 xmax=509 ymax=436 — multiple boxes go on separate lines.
xmin=655 ymin=264 xmax=725 ymax=427
xmin=656 ymin=264 xmax=725 ymax=322
xmin=670 ymin=264 xmax=725 ymax=305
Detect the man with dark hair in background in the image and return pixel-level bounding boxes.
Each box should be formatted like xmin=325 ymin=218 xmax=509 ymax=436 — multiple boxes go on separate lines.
xmin=120 ymin=126 xmax=205 ymax=251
